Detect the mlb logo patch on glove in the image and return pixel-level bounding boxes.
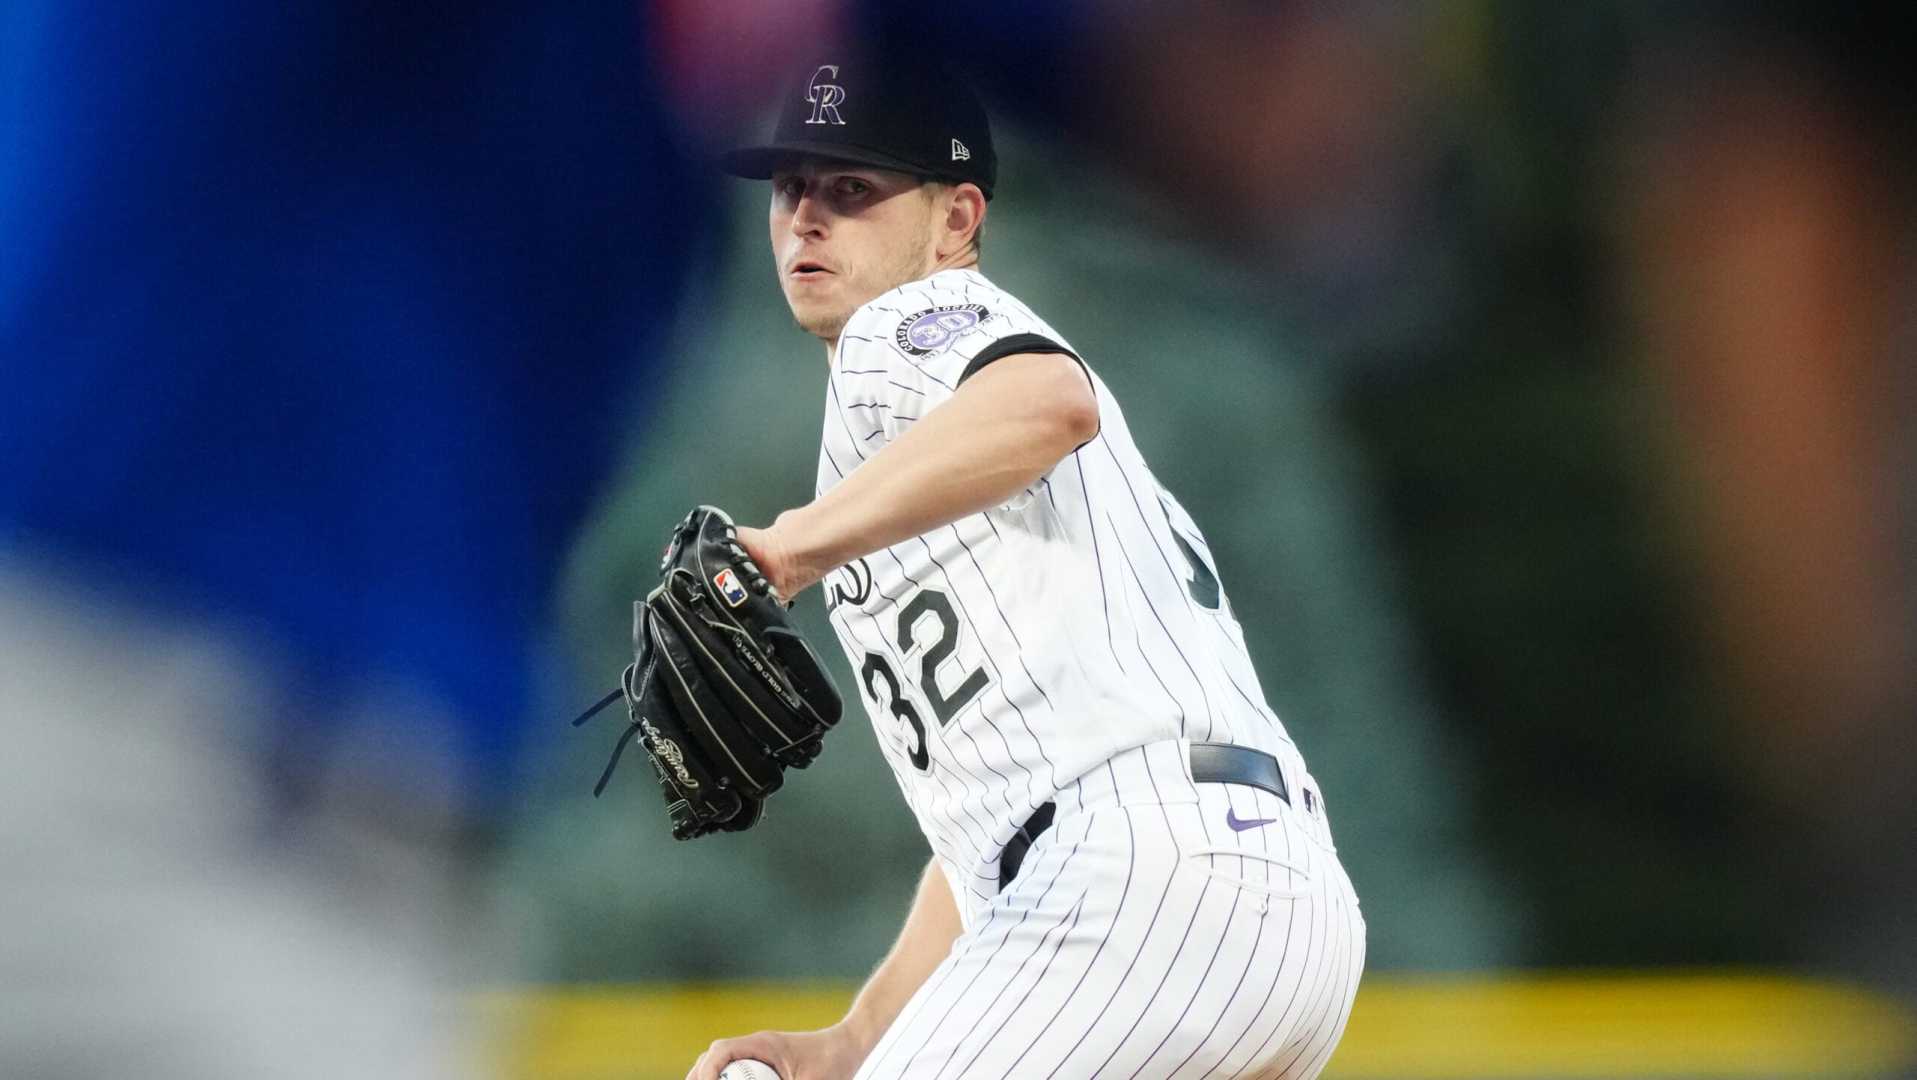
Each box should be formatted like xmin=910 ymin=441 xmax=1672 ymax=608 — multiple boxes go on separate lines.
xmin=714 ymin=567 xmax=750 ymax=607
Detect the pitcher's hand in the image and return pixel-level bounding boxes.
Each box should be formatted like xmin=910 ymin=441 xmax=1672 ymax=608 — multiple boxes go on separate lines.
xmin=687 ymin=1022 xmax=869 ymax=1080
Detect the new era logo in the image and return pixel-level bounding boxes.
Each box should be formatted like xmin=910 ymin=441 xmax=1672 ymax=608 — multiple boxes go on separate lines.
xmin=951 ymin=138 xmax=970 ymax=162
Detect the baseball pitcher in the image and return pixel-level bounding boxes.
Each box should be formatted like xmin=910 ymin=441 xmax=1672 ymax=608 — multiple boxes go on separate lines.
xmin=593 ymin=51 xmax=1366 ymax=1080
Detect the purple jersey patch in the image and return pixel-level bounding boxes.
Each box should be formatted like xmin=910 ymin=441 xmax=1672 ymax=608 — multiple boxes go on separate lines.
xmin=896 ymin=303 xmax=988 ymax=355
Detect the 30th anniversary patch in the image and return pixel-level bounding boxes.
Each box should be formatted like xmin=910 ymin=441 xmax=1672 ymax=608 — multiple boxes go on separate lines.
xmin=895 ymin=304 xmax=990 ymax=356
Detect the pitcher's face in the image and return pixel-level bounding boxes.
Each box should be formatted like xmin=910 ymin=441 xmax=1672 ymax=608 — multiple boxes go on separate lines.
xmin=769 ymin=160 xmax=942 ymax=343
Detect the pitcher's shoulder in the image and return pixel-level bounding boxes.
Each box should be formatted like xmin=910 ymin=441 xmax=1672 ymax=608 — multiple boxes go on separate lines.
xmin=841 ymin=270 xmax=1062 ymax=364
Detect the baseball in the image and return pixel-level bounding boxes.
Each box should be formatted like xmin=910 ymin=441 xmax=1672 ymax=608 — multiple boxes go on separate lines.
xmin=718 ymin=1060 xmax=780 ymax=1080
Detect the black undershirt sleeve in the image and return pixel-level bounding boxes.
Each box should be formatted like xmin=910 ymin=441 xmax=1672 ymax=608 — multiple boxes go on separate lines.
xmin=955 ymin=332 xmax=1087 ymax=386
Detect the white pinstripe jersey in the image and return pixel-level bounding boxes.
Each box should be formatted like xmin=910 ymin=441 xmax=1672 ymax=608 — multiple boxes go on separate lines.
xmin=816 ymin=268 xmax=1303 ymax=913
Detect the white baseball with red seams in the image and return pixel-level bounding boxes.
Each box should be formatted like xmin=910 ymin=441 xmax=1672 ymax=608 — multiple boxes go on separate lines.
xmin=815 ymin=268 xmax=1367 ymax=1078
xmin=717 ymin=1059 xmax=780 ymax=1080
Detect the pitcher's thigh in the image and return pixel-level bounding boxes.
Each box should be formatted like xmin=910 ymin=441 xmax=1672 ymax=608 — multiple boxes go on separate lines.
xmin=857 ymin=810 xmax=1350 ymax=1079
xmin=1235 ymin=863 xmax=1366 ymax=1080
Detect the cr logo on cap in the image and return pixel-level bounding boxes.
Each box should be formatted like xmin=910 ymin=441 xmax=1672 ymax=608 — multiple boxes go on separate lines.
xmin=806 ymin=65 xmax=846 ymax=126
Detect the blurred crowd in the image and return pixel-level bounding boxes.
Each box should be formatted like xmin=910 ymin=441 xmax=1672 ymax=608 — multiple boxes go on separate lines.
xmin=3 ymin=2 xmax=1909 ymax=1075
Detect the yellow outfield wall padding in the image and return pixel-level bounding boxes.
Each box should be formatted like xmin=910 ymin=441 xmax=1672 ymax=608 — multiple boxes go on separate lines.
xmin=478 ymin=982 xmax=855 ymax=1080
xmin=476 ymin=971 xmax=1915 ymax=1080
xmin=1329 ymin=972 xmax=1915 ymax=1078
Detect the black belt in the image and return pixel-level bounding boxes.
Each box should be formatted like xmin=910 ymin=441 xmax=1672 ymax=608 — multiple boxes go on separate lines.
xmin=998 ymin=742 xmax=1289 ymax=891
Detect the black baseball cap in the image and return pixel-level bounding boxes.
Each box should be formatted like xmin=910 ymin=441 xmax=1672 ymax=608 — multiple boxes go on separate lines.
xmin=720 ymin=56 xmax=997 ymax=199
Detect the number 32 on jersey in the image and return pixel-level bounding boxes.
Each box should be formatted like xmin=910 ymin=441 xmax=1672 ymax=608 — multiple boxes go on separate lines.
xmin=857 ymin=586 xmax=991 ymax=773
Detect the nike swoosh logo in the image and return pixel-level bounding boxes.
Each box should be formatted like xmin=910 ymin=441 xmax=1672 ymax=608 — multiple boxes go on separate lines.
xmin=1225 ymin=809 xmax=1277 ymax=832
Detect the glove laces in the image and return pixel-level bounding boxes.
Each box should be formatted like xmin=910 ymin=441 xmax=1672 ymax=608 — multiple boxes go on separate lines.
xmin=572 ymin=605 xmax=660 ymax=797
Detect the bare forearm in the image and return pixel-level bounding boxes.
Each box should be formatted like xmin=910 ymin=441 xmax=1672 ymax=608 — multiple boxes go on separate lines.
xmin=749 ymin=352 xmax=1097 ymax=597
xmin=783 ymin=395 xmax=1064 ymax=570
xmin=840 ymin=858 xmax=964 ymax=1055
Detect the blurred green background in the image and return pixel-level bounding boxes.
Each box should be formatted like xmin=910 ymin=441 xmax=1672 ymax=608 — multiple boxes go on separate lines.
xmin=496 ymin=2 xmax=1915 ymax=1075
xmin=512 ymin=166 xmax=1516 ymax=980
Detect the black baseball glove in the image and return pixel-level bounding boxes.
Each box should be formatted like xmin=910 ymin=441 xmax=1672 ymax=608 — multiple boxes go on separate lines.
xmin=573 ymin=506 xmax=843 ymax=839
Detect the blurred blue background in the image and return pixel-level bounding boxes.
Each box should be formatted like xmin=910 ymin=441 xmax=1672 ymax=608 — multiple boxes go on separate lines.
xmin=3 ymin=1 xmax=713 ymax=808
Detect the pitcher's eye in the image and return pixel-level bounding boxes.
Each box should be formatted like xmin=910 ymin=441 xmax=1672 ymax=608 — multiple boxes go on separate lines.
xmin=836 ymin=177 xmax=870 ymax=197
xmin=775 ymin=176 xmax=805 ymax=199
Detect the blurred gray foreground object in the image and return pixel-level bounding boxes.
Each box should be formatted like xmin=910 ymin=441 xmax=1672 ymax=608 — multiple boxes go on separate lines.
xmin=0 ymin=555 xmax=483 ymax=1078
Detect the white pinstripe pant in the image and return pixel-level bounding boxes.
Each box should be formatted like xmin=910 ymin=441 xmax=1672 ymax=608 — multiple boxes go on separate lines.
xmin=856 ymin=740 xmax=1366 ymax=1080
